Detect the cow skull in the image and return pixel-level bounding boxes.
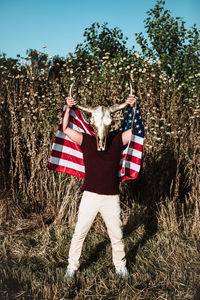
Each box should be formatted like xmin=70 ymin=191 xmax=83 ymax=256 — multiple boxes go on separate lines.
xmin=76 ymin=103 xmax=127 ymax=151
xmin=69 ymin=83 xmax=133 ymax=151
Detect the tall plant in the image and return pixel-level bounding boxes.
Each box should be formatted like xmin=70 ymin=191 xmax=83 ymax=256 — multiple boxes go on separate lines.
xmin=135 ymin=0 xmax=200 ymax=97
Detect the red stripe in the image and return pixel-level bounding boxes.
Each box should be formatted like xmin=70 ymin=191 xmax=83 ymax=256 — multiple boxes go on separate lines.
xmin=129 ymin=141 xmax=143 ymax=152
xmin=51 ymin=149 xmax=84 ymax=166
xmin=134 ymin=142 xmax=143 ymax=152
xmin=126 ymin=169 xmax=139 ymax=177
xmin=72 ymin=116 xmax=94 ymax=135
xmin=122 ymin=154 xmax=141 ymax=166
xmin=71 ymin=118 xmax=92 ymax=133
xmin=73 ymin=109 xmax=94 ymax=133
xmin=61 ymin=108 xmax=94 ymax=134
xmin=54 ymin=136 xmax=82 ymax=152
xmin=58 ymin=119 xmax=88 ymax=133
xmin=120 ymin=169 xmax=139 ymax=182
xmin=48 ymin=162 xmax=85 ymax=179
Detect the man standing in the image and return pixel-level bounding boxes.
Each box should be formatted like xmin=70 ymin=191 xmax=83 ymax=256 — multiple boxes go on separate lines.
xmin=62 ymin=95 xmax=136 ymax=279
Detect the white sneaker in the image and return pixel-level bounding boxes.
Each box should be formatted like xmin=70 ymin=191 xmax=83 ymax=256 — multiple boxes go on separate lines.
xmin=64 ymin=268 xmax=76 ymax=281
xmin=115 ymin=267 xmax=129 ymax=278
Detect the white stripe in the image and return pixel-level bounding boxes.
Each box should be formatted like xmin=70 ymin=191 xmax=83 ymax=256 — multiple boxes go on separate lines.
xmin=120 ymin=158 xmax=140 ymax=170
xmin=69 ymin=121 xmax=85 ymax=133
xmin=119 ymin=169 xmax=124 ymax=177
xmin=55 ymin=123 xmax=89 ymax=139
xmin=52 ymin=143 xmax=83 ymax=159
xmin=56 ymin=130 xmax=66 ymax=139
xmin=56 ymin=130 xmax=74 ymax=143
xmin=131 ymin=149 xmax=142 ymax=159
xmin=118 ymin=161 xmax=140 ymax=177
xmin=122 ymin=147 xmax=142 ymax=159
xmin=126 ymin=161 xmax=140 ymax=172
xmin=131 ymin=134 xmax=144 ymax=145
xmin=70 ymin=110 xmax=92 ymax=134
xmin=59 ymin=107 xmax=92 ymax=134
xmin=55 ymin=130 xmax=81 ymax=143
xmin=49 ymin=156 xmax=85 ymax=173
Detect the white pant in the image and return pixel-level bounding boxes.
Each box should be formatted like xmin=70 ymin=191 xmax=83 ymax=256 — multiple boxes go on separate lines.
xmin=68 ymin=191 xmax=126 ymax=271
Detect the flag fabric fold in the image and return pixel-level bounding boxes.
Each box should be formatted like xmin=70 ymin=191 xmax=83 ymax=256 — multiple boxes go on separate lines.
xmin=48 ymin=100 xmax=144 ymax=181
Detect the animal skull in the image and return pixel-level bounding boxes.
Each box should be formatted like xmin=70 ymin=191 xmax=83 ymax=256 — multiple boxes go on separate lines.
xmin=76 ymin=103 xmax=127 ymax=151
xmin=69 ymin=83 xmax=133 ymax=151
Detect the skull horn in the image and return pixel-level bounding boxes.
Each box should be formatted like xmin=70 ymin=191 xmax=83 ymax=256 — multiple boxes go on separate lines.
xmin=109 ymin=102 xmax=128 ymax=113
xmin=76 ymin=104 xmax=94 ymax=114
xmin=109 ymin=82 xmax=134 ymax=113
xmin=68 ymin=83 xmax=93 ymax=113
xmin=69 ymin=83 xmax=73 ymax=97
xmin=130 ymin=82 xmax=133 ymax=95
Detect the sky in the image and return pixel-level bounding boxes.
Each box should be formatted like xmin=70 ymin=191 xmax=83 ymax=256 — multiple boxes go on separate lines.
xmin=0 ymin=0 xmax=200 ymax=59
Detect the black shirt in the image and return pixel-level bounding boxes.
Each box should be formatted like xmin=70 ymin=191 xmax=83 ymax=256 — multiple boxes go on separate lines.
xmin=80 ymin=133 xmax=124 ymax=195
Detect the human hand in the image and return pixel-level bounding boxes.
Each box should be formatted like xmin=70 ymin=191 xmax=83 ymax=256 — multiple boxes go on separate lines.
xmin=65 ymin=97 xmax=77 ymax=108
xmin=126 ymin=94 xmax=136 ymax=107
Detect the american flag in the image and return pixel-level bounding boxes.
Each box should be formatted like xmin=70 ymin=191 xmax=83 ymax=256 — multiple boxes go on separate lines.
xmin=48 ymin=100 xmax=144 ymax=181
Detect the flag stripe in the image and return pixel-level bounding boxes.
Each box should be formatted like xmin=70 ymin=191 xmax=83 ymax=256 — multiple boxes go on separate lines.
xmin=58 ymin=118 xmax=94 ymax=135
xmin=123 ymin=146 xmax=143 ymax=159
xmin=61 ymin=106 xmax=94 ymax=134
xmin=120 ymin=170 xmax=139 ymax=182
xmin=49 ymin=156 xmax=85 ymax=172
xmin=121 ymin=154 xmax=141 ymax=166
xmin=130 ymin=134 xmax=144 ymax=145
xmin=51 ymin=149 xmax=84 ymax=165
xmin=48 ymin=162 xmax=85 ymax=178
xmin=53 ymin=137 xmax=83 ymax=153
xmin=71 ymin=109 xmax=94 ymax=134
xmin=119 ymin=160 xmax=140 ymax=172
xmin=129 ymin=141 xmax=143 ymax=152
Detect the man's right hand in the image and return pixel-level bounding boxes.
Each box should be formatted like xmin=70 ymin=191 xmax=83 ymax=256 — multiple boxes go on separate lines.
xmin=63 ymin=97 xmax=83 ymax=146
xmin=65 ymin=97 xmax=77 ymax=108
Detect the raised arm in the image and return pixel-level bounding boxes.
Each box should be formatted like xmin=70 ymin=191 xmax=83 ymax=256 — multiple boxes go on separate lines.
xmin=62 ymin=97 xmax=83 ymax=146
xmin=122 ymin=94 xmax=136 ymax=145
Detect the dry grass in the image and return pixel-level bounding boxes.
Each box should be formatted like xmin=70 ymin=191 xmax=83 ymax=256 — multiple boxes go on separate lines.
xmin=0 ymin=212 xmax=199 ymax=299
xmin=0 ymin=50 xmax=199 ymax=299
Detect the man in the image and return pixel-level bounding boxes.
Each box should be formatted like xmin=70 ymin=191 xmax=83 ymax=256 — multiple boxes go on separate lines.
xmin=62 ymin=95 xmax=136 ymax=279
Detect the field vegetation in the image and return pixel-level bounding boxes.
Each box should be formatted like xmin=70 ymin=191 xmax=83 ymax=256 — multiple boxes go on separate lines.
xmin=0 ymin=1 xmax=199 ymax=299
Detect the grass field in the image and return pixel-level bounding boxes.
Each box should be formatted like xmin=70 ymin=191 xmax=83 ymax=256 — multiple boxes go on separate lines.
xmin=0 ymin=195 xmax=200 ymax=300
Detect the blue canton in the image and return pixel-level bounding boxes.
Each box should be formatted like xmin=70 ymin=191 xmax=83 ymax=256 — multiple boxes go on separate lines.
xmin=119 ymin=100 xmax=145 ymax=138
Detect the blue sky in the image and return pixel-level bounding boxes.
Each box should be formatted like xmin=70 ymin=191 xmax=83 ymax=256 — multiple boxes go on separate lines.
xmin=0 ymin=0 xmax=200 ymax=59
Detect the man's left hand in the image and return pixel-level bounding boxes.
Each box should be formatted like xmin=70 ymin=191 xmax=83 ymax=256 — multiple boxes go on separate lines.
xmin=126 ymin=95 xmax=136 ymax=107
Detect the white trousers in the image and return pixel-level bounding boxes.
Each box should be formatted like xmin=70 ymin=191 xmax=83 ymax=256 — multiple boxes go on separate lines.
xmin=68 ymin=191 xmax=126 ymax=271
